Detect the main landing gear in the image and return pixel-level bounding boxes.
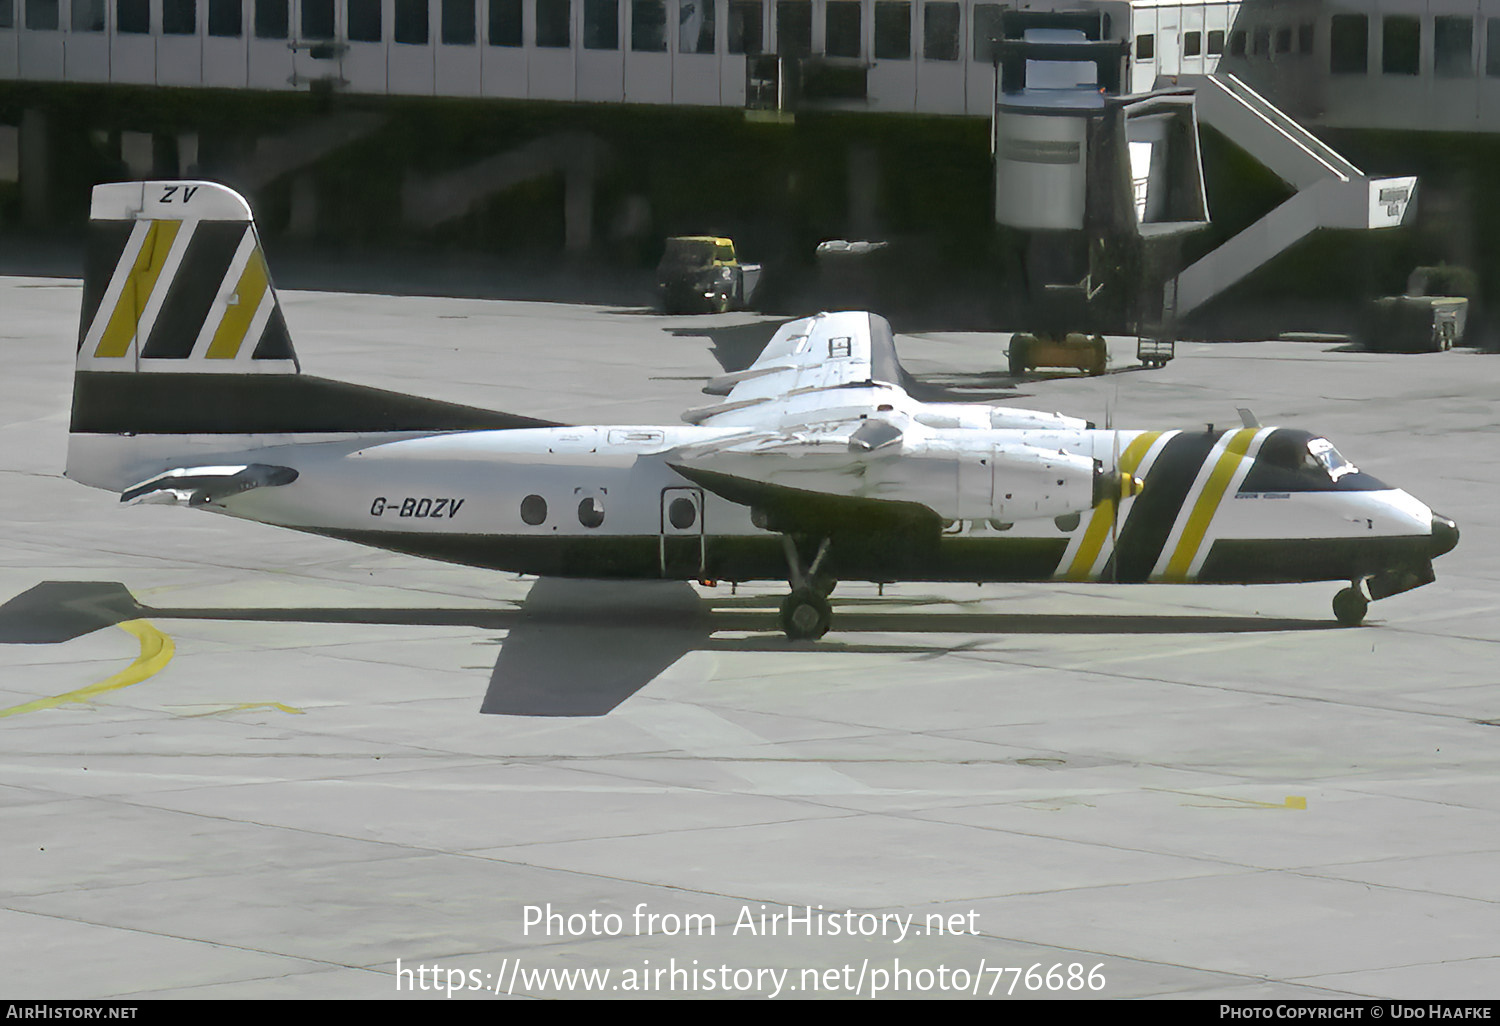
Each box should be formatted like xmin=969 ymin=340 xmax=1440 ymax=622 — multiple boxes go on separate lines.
xmin=1332 ymin=582 xmax=1369 ymax=627
xmin=779 ymin=535 xmax=836 ymax=640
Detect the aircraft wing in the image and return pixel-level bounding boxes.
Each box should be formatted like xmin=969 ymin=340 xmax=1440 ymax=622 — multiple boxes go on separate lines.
xmin=685 ymin=311 xmax=906 ymax=426
xmin=121 ymin=464 xmax=299 ymax=507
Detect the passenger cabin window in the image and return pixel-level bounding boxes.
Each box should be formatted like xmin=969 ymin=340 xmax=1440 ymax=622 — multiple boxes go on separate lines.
xmin=873 ymin=0 xmax=910 ymax=59
xmin=395 ymin=0 xmax=429 ymax=42
xmin=1207 ymin=29 xmax=1223 ymax=55
xmin=208 ymin=0 xmax=241 ymax=35
xmin=489 ymin=0 xmax=521 ymax=45
xmin=631 ymin=0 xmax=664 ymax=49
xmin=348 ymin=0 xmax=381 ymax=40
xmin=1488 ymin=19 xmax=1500 ymax=76
xmin=679 ymin=0 xmax=713 ymax=54
xmin=923 ymin=1 xmax=958 ymax=61
xmin=162 ymin=0 xmax=195 ymax=33
xmin=253 ymin=0 xmax=287 ymax=37
xmin=825 ymin=0 xmax=859 ymax=57
xmin=776 ymin=0 xmax=810 ymax=56
xmin=26 ymin=0 xmax=57 ymax=28
xmin=442 ymin=0 xmax=475 ymax=43
xmin=1382 ymin=15 xmax=1419 ymax=75
xmin=536 ymin=0 xmax=569 ymax=46
xmin=584 ymin=0 xmax=618 ymax=49
xmin=1329 ymin=14 xmax=1368 ymax=74
xmin=1228 ymin=29 xmax=1245 ymax=56
xmin=727 ymin=0 xmax=761 ymax=54
xmin=972 ymin=2 xmax=1001 ymax=63
xmin=1136 ymin=32 xmax=1154 ymax=60
xmin=73 ymin=0 xmax=105 ymax=30
xmin=0 ymin=0 xmax=13 ymax=28
xmin=1183 ymin=30 xmax=1200 ymax=57
xmin=1251 ymin=27 xmax=1268 ymax=56
xmin=1275 ymin=26 xmax=1291 ymax=54
xmin=301 ymin=0 xmax=333 ymax=37
xmin=1298 ymin=22 xmax=1313 ymax=54
xmin=1434 ymin=15 xmax=1474 ymax=78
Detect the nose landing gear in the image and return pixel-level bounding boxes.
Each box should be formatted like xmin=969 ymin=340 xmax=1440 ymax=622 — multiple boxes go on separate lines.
xmin=1332 ymin=582 xmax=1369 ymax=627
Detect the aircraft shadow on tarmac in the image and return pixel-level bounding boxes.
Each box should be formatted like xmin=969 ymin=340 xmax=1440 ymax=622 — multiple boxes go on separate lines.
xmin=0 ymin=579 xmax=1334 ymax=717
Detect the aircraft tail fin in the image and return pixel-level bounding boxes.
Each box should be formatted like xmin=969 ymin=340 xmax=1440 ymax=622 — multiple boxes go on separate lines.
xmin=77 ymin=180 xmax=298 ymax=374
xmin=69 ymin=180 xmax=561 ymax=448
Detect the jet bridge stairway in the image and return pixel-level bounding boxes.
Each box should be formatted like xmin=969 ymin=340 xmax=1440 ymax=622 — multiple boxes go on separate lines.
xmin=1169 ymin=73 xmax=1415 ymax=318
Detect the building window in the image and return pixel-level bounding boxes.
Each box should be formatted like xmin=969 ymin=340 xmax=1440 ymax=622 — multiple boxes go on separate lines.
xmin=1183 ymin=30 xmax=1200 ymax=57
xmin=536 ymin=0 xmax=568 ymax=46
xmin=874 ymin=0 xmax=909 ymax=59
xmin=972 ymin=2 xmax=1001 ymax=62
xmin=776 ymin=0 xmax=809 ymax=56
xmin=630 ymin=0 xmax=663 ymax=49
xmin=163 ymin=0 xmax=195 ymax=33
xmin=923 ymin=1 xmax=957 ymax=60
xmin=489 ymin=0 xmax=520 ymax=44
xmin=207 ymin=0 xmax=241 ymax=34
xmin=394 ymin=0 xmax=428 ymax=40
xmin=1207 ymin=29 xmax=1223 ymax=55
xmin=347 ymin=0 xmax=380 ymax=39
xmin=1136 ymin=32 xmax=1154 ymax=60
xmin=253 ymin=0 xmax=286 ymax=36
xmin=1251 ymin=27 xmax=1268 ymax=56
xmin=1228 ymin=29 xmax=1245 ymax=56
xmin=583 ymin=0 xmax=616 ymax=47
xmin=1488 ymin=19 xmax=1500 ymax=76
xmin=301 ymin=0 xmax=332 ymax=36
xmin=25 ymin=0 xmax=57 ymax=28
xmin=825 ymin=0 xmax=857 ymax=57
xmin=1329 ymin=14 xmax=1367 ymax=74
xmin=679 ymin=0 xmax=713 ymax=54
xmin=727 ymin=0 xmax=759 ymax=52
xmin=0 ymin=0 xmax=12 ymax=27
xmin=1382 ymin=15 xmax=1419 ymax=75
xmin=72 ymin=0 xmax=105 ymax=30
xmin=1298 ymin=22 xmax=1313 ymax=54
xmin=1434 ymin=15 xmax=1473 ymax=78
xmin=1274 ymin=26 xmax=1290 ymax=54
xmin=442 ymin=0 xmax=474 ymax=41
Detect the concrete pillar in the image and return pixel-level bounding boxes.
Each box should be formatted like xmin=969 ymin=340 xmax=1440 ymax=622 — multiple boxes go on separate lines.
xmin=847 ymin=142 xmax=879 ymax=240
xmin=19 ymin=108 xmax=49 ymax=228
xmin=564 ymin=168 xmax=594 ymax=255
xmin=121 ymin=131 xmax=154 ymax=178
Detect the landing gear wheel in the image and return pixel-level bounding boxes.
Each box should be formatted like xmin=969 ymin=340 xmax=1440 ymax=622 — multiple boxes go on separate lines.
xmin=780 ymin=588 xmax=832 ymax=640
xmin=1333 ymin=586 xmax=1368 ymax=627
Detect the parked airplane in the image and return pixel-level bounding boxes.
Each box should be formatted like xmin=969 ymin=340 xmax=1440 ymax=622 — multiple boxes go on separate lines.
xmin=66 ymin=181 xmax=1458 ymax=639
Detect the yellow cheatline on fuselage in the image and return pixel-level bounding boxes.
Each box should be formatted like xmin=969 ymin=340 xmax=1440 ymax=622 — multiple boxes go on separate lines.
xmin=1063 ymin=430 xmax=1163 ymax=581
xmin=1162 ymin=427 xmax=1261 ymax=582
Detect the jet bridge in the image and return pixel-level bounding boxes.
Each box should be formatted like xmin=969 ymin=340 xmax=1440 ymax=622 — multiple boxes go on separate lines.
xmin=990 ymin=11 xmax=1415 ymax=332
xmin=1171 ymin=73 xmax=1415 ymax=318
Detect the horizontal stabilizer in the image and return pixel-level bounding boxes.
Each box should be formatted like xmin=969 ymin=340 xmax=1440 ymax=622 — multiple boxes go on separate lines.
xmin=121 ymin=463 xmax=299 ymax=507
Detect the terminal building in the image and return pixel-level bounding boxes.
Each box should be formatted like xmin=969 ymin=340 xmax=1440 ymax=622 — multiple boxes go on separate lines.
xmin=0 ymin=0 xmax=1492 ymax=334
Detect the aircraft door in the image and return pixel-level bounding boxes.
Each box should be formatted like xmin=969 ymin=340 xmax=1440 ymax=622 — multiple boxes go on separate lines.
xmin=660 ymin=487 xmax=706 ymax=579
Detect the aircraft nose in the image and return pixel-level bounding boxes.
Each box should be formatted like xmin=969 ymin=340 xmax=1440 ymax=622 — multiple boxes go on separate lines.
xmin=1431 ymin=513 xmax=1460 ymax=558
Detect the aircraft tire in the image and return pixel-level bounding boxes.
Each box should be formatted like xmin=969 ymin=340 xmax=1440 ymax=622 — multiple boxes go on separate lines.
xmin=781 ymin=588 xmax=832 ymax=640
xmin=1333 ymin=587 xmax=1368 ymax=627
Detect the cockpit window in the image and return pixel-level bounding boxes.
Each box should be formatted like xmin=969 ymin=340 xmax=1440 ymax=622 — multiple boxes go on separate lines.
xmin=1238 ymin=428 xmax=1386 ymax=493
xmin=1307 ymin=437 xmax=1357 ymax=482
